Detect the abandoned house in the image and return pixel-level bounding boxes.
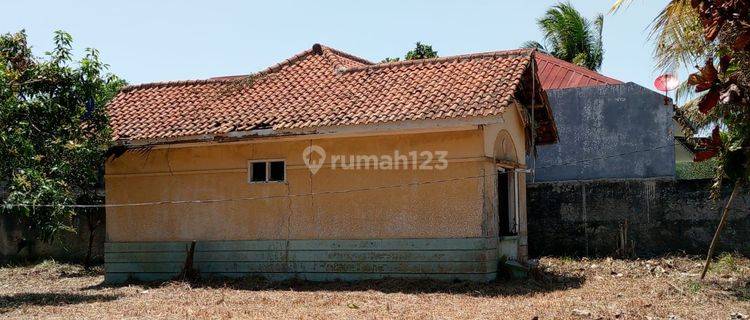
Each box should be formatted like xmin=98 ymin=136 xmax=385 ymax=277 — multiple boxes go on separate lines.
xmin=103 ymin=44 xmax=558 ymax=282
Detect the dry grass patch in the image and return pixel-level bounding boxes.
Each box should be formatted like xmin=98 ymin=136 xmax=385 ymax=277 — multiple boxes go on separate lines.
xmin=0 ymin=255 xmax=748 ymax=319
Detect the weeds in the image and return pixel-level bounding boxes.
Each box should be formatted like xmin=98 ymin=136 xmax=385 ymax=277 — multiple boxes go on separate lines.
xmin=714 ymin=252 xmax=739 ymax=273
xmin=560 ymin=256 xmax=575 ymax=263
xmin=688 ymin=281 xmax=702 ymax=294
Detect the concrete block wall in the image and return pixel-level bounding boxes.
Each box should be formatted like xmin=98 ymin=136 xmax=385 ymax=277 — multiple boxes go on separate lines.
xmin=527 ymin=178 xmax=750 ymax=257
xmin=1 ymin=212 xmax=105 ymax=262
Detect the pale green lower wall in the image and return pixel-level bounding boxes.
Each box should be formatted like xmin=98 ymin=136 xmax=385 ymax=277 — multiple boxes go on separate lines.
xmin=105 ymin=238 xmax=499 ymax=283
xmin=498 ymin=236 xmax=519 ymax=261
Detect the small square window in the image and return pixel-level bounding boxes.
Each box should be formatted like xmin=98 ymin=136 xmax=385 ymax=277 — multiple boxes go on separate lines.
xmin=250 ymin=162 xmax=267 ymax=182
xmin=248 ymin=160 xmax=286 ymax=183
xmin=269 ymin=161 xmax=285 ymax=182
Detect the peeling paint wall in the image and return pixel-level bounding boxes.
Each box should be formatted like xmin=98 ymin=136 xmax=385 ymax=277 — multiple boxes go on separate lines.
xmin=527 ymin=179 xmax=750 ymax=257
xmin=103 ymin=122 xmax=533 ymax=282
xmin=105 ymin=128 xmax=523 ymax=243
xmin=531 ymin=83 xmax=675 ymax=182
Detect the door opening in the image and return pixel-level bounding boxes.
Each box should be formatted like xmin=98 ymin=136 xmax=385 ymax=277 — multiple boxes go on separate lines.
xmin=498 ymin=169 xmax=518 ymax=236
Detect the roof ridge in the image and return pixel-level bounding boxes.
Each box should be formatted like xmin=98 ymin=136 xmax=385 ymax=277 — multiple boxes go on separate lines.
xmin=341 ymin=48 xmax=534 ymax=73
xmin=319 ymin=44 xmax=374 ymax=65
xmin=119 ymin=47 xmax=537 ymax=93
xmin=120 ymin=47 xmax=316 ymax=93
xmin=535 ymin=52 xmax=622 ymax=84
xmin=120 ymin=43 xmax=373 ymax=93
xmin=120 ymin=78 xmax=243 ymax=92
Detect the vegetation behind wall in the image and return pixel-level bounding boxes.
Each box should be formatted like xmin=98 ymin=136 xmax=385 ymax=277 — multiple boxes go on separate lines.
xmin=0 ymin=212 xmax=105 ymax=263
xmin=676 ymin=159 xmax=718 ymax=180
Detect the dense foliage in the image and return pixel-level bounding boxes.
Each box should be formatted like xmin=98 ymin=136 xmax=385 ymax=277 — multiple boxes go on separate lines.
xmin=380 ymin=42 xmax=439 ymax=63
xmin=523 ymin=2 xmax=605 ymax=71
xmin=685 ymin=0 xmax=750 ymax=191
xmin=0 ymin=30 xmax=125 ymax=242
xmin=405 ymin=42 xmax=438 ymax=60
xmin=612 ymin=0 xmax=750 ymax=278
xmin=612 ymin=0 xmax=750 ymax=189
xmin=676 ymin=159 xmax=719 ymax=179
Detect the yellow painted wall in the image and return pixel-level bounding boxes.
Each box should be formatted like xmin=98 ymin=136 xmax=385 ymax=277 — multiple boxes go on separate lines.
xmin=106 ymin=120 xmax=527 ymax=244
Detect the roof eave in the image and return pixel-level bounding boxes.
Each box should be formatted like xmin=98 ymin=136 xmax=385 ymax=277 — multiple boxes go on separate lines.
xmin=113 ymin=115 xmax=510 ymax=149
xmin=525 ymin=52 xmax=559 ymax=145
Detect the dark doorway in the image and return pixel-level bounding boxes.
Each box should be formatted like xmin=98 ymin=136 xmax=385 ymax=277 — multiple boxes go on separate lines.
xmin=498 ymin=170 xmax=516 ymax=236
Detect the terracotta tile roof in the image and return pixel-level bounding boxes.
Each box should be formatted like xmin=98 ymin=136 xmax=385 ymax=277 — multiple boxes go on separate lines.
xmin=535 ymin=53 xmax=622 ymax=90
xmin=108 ymin=44 xmax=557 ymax=145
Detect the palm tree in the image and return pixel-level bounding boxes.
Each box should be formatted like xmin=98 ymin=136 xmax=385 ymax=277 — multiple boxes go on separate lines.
xmin=615 ymin=0 xmax=709 ymax=84
xmin=611 ymin=0 xmax=714 ymax=132
xmin=523 ymin=2 xmax=605 ymax=71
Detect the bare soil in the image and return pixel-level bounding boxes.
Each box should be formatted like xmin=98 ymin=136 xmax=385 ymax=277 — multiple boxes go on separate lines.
xmin=0 ymin=255 xmax=748 ymax=319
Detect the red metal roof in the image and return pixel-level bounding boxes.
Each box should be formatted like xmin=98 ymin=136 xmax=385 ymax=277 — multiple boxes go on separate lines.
xmin=535 ymin=53 xmax=622 ymax=90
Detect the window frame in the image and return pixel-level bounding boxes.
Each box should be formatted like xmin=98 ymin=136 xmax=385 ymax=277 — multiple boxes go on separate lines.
xmin=247 ymin=159 xmax=287 ymax=184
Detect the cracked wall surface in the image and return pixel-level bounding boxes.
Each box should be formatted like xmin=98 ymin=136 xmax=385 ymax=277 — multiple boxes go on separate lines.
xmin=105 ymin=129 xmax=508 ymax=242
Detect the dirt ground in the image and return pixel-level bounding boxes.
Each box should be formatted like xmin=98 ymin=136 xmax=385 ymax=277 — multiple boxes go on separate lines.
xmin=0 ymin=255 xmax=748 ymax=319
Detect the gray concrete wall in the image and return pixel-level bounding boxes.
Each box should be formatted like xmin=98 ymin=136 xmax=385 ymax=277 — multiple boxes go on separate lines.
xmin=1 ymin=182 xmax=105 ymax=262
xmin=531 ymin=83 xmax=675 ymax=182
xmin=527 ymin=179 xmax=750 ymax=257
xmin=1 ymin=213 xmax=105 ymax=262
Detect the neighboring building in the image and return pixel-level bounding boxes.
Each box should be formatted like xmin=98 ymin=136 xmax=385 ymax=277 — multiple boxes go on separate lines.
xmin=530 ymin=53 xmax=681 ymax=182
xmin=104 ymin=45 xmax=558 ymax=283
xmin=535 ymin=53 xmax=622 ymax=90
xmin=672 ymin=105 xmax=711 ymax=164
xmin=675 ymin=138 xmax=697 ymax=163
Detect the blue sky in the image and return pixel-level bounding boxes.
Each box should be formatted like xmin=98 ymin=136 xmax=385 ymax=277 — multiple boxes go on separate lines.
xmin=3 ymin=0 xmax=669 ymax=89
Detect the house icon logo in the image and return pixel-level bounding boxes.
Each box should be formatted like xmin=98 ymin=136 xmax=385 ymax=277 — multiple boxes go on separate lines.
xmin=302 ymin=145 xmax=326 ymax=175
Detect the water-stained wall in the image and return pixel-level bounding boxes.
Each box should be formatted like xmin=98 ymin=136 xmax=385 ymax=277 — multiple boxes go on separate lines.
xmin=105 ymin=128 xmax=519 ymax=243
xmin=527 ymin=178 xmax=750 ymax=257
xmin=531 ymin=83 xmax=676 ymax=182
xmin=103 ymin=114 xmax=534 ymax=282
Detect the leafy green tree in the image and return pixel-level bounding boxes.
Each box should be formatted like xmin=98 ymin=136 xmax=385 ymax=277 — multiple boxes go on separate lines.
xmin=612 ymin=0 xmax=750 ymax=278
xmin=405 ymin=42 xmax=438 ymax=60
xmin=380 ymin=42 xmax=438 ymax=63
xmin=0 ymin=30 xmax=125 ymax=261
xmin=523 ymin=2 xmax=605 ymax=71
